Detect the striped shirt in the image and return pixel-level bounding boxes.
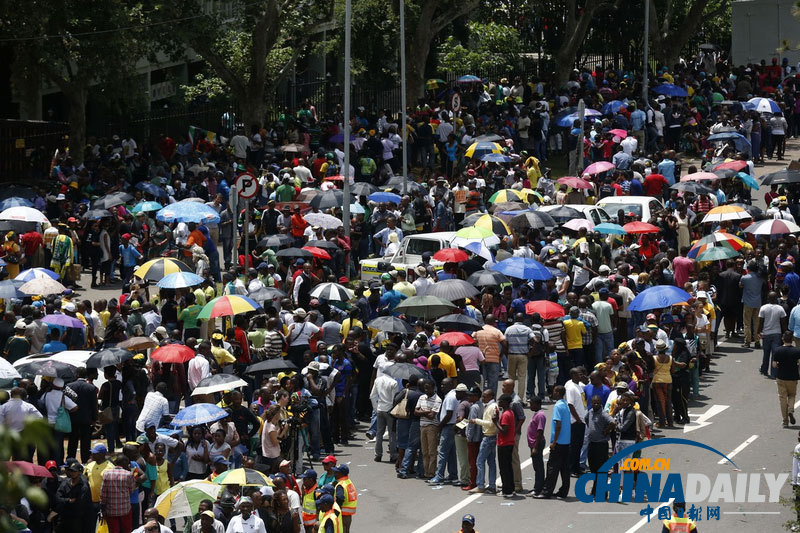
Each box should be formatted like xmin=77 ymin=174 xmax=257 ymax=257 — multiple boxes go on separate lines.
xmin=504 ymin=323 xmax=534 ymax=354
xmin=543 ymin=321 xmax=566 ymax=352
xmin=578 ymin=309 xmax=598 ymax=345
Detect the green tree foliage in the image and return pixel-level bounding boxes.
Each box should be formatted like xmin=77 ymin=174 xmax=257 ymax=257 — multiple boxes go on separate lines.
xmin=438 ymin=22 xmax=521 ymax=74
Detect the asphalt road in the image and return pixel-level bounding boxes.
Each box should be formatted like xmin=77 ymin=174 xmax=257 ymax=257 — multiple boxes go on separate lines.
xmin=70 ymin=142 xmax=800 ymax=531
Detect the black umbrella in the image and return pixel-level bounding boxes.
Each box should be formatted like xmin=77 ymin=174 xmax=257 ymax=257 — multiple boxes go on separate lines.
xmin=466 ymin=269 xmax=510 ymax=287
xmin=0 ymin=220 xmax=36 ymax=235
xmin=86 ymin=347 xmax=133 ymax=368
xmin=245 ymin=359 xmax=298 ymax=374
xmin=16 ymin=359 xmax=77 ymax=379
xmin=543 ymin=206 xmax=581 ymax=224
xmin=385 ymin=177 xmax=422 ymax=193
xmin=426 ymin=279 xmax=480 ymax=301
xmin=310 ymin=190 xmax=344 ymax=210
xmin=434 ymin=313 xmax=482 ymax=331
xmin=350 ymin=183 xmax=377 ymax=197
xmin=0 ymin=185 xmax=36 ymax=200
xmin=475 ymin=133 xmax=503 ymax=142
xmin=713 ymin=169 xmax=737 ymax=179
xmin=275 ymin=247 xmax=313 ymax=259
xmin=83 ymin=209 xmax=113 ymax=220
xmin=384 ymin=362 xmax=427 ymax=381
xmin=258 ymin=234 xmax=293 ymax=248
xmin=367 ymin=316 xmax=413 ymax=334
xmin=92 ymin=192 xmax=134 ymax=209
xmin=670 ymin=182 xmax=712 ymax=195
xmin=761 ymin=170 xmax=800 ymax=185
xmin=306 ymin=240 xmax=340 ymax=251
xmin=509 ymin=210 xmax=557 ymax=230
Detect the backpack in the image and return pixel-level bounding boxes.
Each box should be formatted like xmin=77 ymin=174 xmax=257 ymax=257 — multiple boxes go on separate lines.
xmin=529 ymin=324 xmax=545 ymax=357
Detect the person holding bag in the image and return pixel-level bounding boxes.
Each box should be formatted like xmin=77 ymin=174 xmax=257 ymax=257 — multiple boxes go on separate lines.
xmin=98 ymin=366 xmax=122 ymax=452
xmin=42 ymin=378 xmax=78 ymax=465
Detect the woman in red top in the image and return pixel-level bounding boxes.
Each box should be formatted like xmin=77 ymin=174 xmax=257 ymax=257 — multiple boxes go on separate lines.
xmin=496 ymin=394 xmax=517 ymax=497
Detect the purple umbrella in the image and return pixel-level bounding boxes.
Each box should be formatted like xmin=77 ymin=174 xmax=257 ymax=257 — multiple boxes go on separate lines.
xmin=41 ymin=314 xmax=85 ymax=329
xmin=328 ymin=133 xmax=356 ymax=144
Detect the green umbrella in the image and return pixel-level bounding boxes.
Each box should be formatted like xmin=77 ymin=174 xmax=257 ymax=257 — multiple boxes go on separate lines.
xmin=155 ymin=480 xmax=222 ymax=519
xmin=696 ymin=246 xmax=740 ymax=262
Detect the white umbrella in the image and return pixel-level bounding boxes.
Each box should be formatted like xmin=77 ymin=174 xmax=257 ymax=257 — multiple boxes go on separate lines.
xmin=191 ymin=374 xmax=249 ymax=396
xmin=19 ymin=278 xmax=67 ymax=296
xmin=0 ymin=357 xmax=21 ymax=380
xmin=303 ymin=213 xmax=343 ymax=229
xmin=310 ymin=282 xmax=353 ymax=302
xmin=0 ymin=206 xmax=49 ymax=224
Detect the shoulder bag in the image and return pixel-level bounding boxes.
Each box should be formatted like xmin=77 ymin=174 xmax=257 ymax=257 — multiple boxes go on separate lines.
xmin=390 ymin=388 xmax=410 ymax=419
xmin=54 ymin=393 xmax=72 ymax=433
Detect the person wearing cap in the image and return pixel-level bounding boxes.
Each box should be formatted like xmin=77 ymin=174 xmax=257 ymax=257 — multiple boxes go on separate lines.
xmin=226 ymin=496 xmax=267 ymax=533
xmin=298 ymin=468 xmax=320 ymax=530
xmin=332 ymin=464 xmax=357 ymax=532
xmin=317 ymin=455 xmax=337 ymax=487
xmin=4 ymin=320 xmax=30 ymax=364
xmin=42 ymin=377 xmax=77 ymax=465
xmin=191 ymin=508 xmax=225 ymax=533
xmin=55 ymin=459 xmax=93 ymax=533
xmin=315 ymin=493 xmax=341 ymax=533
xmin=459 ymin=513 xmax=477 ymax=533
xmin=85 ymin=443 xmax=112 ymax=507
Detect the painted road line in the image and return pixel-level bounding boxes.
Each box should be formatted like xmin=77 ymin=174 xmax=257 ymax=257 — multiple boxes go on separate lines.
xmin=723 ymin=511 xmax=781 ymax=514
xmin=410 ymin=451 xmax=545 ymax=533
xmin=625 ymin=499 xmax=674 ymax=533
xmin=684 ymin=404 xmax=729 ymax=433
xmin=718 ymin=434 xmax=759 ymax=464
xmin=577 ymin=511 xmax=637 ymax=515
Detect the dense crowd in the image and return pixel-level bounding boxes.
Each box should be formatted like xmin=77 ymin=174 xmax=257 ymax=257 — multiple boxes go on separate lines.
xmin=2 ymin=55 xmax=800 ymax=533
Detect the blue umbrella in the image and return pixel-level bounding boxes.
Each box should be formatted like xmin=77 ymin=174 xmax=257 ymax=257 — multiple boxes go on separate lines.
xmin=157 ymin=201 xmax=221 ymax=224
xmin=601 ymin=100 xmax=627 ymax=114
xmin=15 ymin=268 xmax=60 ymax=282
xmin=0 ymin=280 xmax=21 ymax=300
xmin=707 ymin=132 xmax=751 ymax=153
xmin=490 ymin=257 xmax=553 ymax=280
xmin=136 ymin=181 xmax=169 ymax=198
xmin=157 ymin=272 xmax=206 ymax=289
xmin=628 ymin=285 xmax=692 ymax=312
xmin=652 ymin=83 xmax=688 ymax=97
xmin=131 ymin=201 xmax=163 ymax=214
xmin=0 ymin=197 xmax=33 ymax=211
xmin=556 ymin=109 xmax=602 ymax=128
xmin=456 ymin=75 xmax=482 ymax=84
xmin=328 ymin=133 xmax=356 ymax=143
xmin=349 ymin=203 xmax=365 ymax=215
xmin=747 ymin=97 xmax=780 ymax=114
xmin=171 ymin=403 xmax=228 ymax=427
xmin=481 ymin=153 xmax=512 ymax=163
xmin=368 ymin=192 xmax=402 ymax=204
xmin=594 ymin=222 xmax=626 ymax=235
xmin=735 ymin=172 xmax=760 ymax=190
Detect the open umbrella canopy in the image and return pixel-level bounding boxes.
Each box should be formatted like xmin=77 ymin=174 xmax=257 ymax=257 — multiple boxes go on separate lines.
xmin=15 ymin=268 xmax=59 ymax=282
xmin=384 ymin=362 xmax=428 ymax=381
xmin=544 ymin=206 xmax=582 ymax=224
xmin=157 ymin=272 xmax=206 ymax=289
xmin=744 ymin=219 xmax=800 ymax=235
xmin=157 ymin=201 xmax=220 ymax=224
xmin=4 ymin=461 xmax=53 ymax=478
xmin=42 ymin=314 xmax=84 ymax=329
xmin=19 ymin=278 xmax=66 ymax=296
xmin=594 ymin=222 xmax=626 ymax=235
xmin=434 ymin=313 xmax=483 ymax=331
xmin=555 ymin=109 xmax=602 ymax=127
xmin=433 ymin=248 xmax=469 ymax=263
xmin=245 ymin=359 xmax=298 ymax=374
xmin=15 ymin=359 xmax=77 ymax=379
xmin=259 ymin=234 xmax=294 ymax=248
xmin=131 ymin=201 xmax=163 ymax=214
xmin=688 ymin=239 xmax=742 ymax=260
xmin=652 ymin=83 xmax=688 ymax=97
xmin=707 ymin=132 xmax=751 ymax=152
xmin=0 ymin=206 xmax=49 ymax=224
xmin=509 ymin=210 xmax=556 ymax=231
xmin=368 ymin=192 xmax=402 ymax=204
xmin=608 ymin=128 xmax=628 ymax=138
xmin=135 ymin=181 xmax=169 ymax=198
xmin=275 ymin=247 xmax=312 ymax=259
xmin=628 ymin=286 xmax=691 ymax=312
xmin=172 ymin=403 xmax=228 ymax=427
xmin=735 ymin=172 xmax=760 ymax=189
xmin=490 ymin=257 xmax=552 ymax=280
xmin=622 ymin=221 xmax=660 ymax=234
xmin=563 ymin=218 xmax=594 ymax=232
xmin=310 ymin=282 xmax=352 ymax=302
xmin=191 ymin=374 xmax=249 ymax=396
xmin=155 ymin=480 xmax=223 ymax=520
xmin=713 ymin=160 xmax=749 ymax=172
xmin=488 ymin=189 xmax=524 ymax=204
xmin=583 ymin=161 xmax=615 ymax=176
xmin=426 ymin=279 xmax=480 ymax=301
xmin=151 ymin=344 xmax=195 ymax=363
xmin=83 ymin=209 xmax=113 ymax=220
xmin=198 ymin=295 xmax=262 ymax=320
xmin=309 ymin=190 xmax=345 ymax=210
xmin=280 ymin=143 xmax=306 ymax=152
xmin=92 ymin=192 xmax=134 ymax=209
xmin=212 ymin=468 xmax=272 ymax=486
xmin=729 ymin=203 xmax=763 ymax=217
xmin=480 ymin=153 xmax=512 ymax=163
xmin=350 ymin=182 xmax=378 ymax=196
xmin=462 ymin=214 xmax=511 ymax=236
xmin=367 ymin=316 xmax=413 ymax=334
xmin=301 ymin=246 xmax=332 ymax=260
xmin=761 ymin=170 xmax=800 ymax=185
xmin=701 ymin=205 xmax=751 ymax=223
xmin=747 ymin=97 xmax=781 ymax=113
xmin=670 ymin=181 xmax=713 ymax=195
xmin=696 ymin=245 xmax=740 ymax=261
xmin=117 ymin=336 xmax=158 ymax=350
xmin=524 ymin=300 xmax=566 ymax=319
xmin=303 ymin=212 xmax=343 ymax=229
xmin=86 ymin=347 xmax=133 ymax=368
xmin=0 ymin=197 xmax=33 ymax=211
xmin=601 ymin=100 xmax=627 ymax=114
xmin=395 ymin=295 xmax=457 ymax=319
xmin=451 ymin=226 xmax=500 ymax=249
xmin=557 ymin=176 xmax=593 ymax=189
xmin=682 ymin=171 xmax=719 ymax=182
xmin=465 ymin=141 xmax=503 ymax=159
xmin=134 ymin=258 xmax=193 ymax=281
xmin=689 ymin=232 xmax=746 ymax=255
xmin=466 ymin=269 xmax=510 ymax=287
xmin=431 ymin=331 xmax=475 ymax=347
xmin=456 ymin=74 xmax=482 ymax=84
xmin=0 ymin=358 xmax=21 ymax=380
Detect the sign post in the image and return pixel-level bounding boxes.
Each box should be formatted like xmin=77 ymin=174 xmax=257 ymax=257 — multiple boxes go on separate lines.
xmin=234 ymin=173 xmax=258 ymax=272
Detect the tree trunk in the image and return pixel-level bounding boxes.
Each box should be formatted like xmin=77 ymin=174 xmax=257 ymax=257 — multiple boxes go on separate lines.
xmin=65 ymin=86 xmax=88 ymax=166
xmin=552 ymin=6 xmax=598 ymax=88
xmin=649 ymin=0 xmax=714 ymax=68
xmin=240 ymin=87 xmax=267 ymax=131
xmin=406 ymin=40 xmax=431 ymax=105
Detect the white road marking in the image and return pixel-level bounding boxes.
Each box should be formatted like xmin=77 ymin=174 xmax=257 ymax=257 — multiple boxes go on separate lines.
xmin=723 ymin=511 xmax=781 ymax=515
xmin=718 ymin=434 xmax=759 ymax=464
xmin=410 ymin=451 xmax=545 ymax=533
xmin=684 ymin=404 xmax=729 ymax=433
xmin=624 ymin=499 xmax=674 ymax=533
xmin=577 ymin=511 xmax=637 ymax=514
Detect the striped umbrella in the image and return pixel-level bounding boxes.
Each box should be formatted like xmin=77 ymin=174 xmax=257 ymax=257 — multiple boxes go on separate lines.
xmin=696 ymin=245 xmax=741 ymax=262
xmin=0 ymin=197 xmax=33 ymax=211
xmin=172 ymin=403 xmax=228 ymax=427
xmin=157 ymin=272 xmax=205 ymax=289
xmin=15 ymin=268 xmax=59 ymax=282
xmin=688 ymin=240 xmax=742 ymax=260
xmin=464 ymin=141 xmax=503 ymax=159
xmin=452 ymin=226 xmax=501 ymax=247
xmin=488 ymin=189 xmax=523 ymax=204
xmin=701 ymin=205 xmax=751 ymax=223
xmin=212 ymin=468 xmax=273 ymax=486
xmin=198 ymin=295 xmax=262 ymax=320
xmin=134 ymin=258 xmax=193 ymax=281
xmin=462 ymin=213 xmax=511 ymax=236
xmin=692 ymin=232 xmax=746 ymax=248
xmin=744 ymin=219 xmax=800 ymax=235
xmin=310 ymin=282 xmax=353 ymax=302
xmin=155 ymin=480 xmax=223 ymax=519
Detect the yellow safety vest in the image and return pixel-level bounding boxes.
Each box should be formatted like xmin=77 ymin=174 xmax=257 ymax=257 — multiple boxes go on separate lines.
xmin=336 ymin=477 xmax=358 ymax=515
xmin=662 ymin=516 xmax=694 ymax=532
xmin=301 ymin=484 xmax=318 ymax=525
xmin=319 ymin=509 xmax=343 ymax=533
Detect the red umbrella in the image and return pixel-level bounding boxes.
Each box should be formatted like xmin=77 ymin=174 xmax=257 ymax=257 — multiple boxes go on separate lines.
xmin=302 ymin=246 xmax=332 ymax=260
xmin=713 ymin=160 xmax=748 ymax=172
xmin=151 ymin=344 xmax=195 ymax=363
xmin=608 ymin=128 xmax=628 ymax=138
xmin=4 ymin=461 xmax=53 ymax=478
xmin=430 ymin=331 xmax=475 ymax=347
xmin=324 ymin=175 xmax=345 ymax=181
xmin=433 ymin=248 xmax=469 ymax=263
xmin=525 ymin=300 xmax=566 ymax=320
xmin=623 ymin=221 xmax=660 ymax=234
xmin=556 ymin=176 xmax=594 ymax=189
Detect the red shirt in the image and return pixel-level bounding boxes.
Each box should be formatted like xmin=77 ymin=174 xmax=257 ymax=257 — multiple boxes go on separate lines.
xmin=234 ymin=326 xmax=251 ymax=364
xmin=643 ymin=174 xmax=668 ymax=196
xmin=20 ymin=231 xmax=43 ymax=257
xmin=290 ymin=213 xmax=308 ymax=237
xmin=498 ymin=409 xmax=516 ymax=446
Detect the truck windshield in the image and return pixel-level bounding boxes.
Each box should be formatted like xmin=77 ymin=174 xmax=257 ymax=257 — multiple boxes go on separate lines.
xmin=406 ymin=238 xmax=443 ymax=256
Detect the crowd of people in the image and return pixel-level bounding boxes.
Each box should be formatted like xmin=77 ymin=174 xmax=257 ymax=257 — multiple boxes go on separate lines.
xmin=3 ymin=55 xmax=800 ymax=533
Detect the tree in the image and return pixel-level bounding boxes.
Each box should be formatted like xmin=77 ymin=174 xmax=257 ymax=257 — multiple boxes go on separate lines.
xmin=0 ymin=0 xmax=147 ymax=164
xmin=438 ymin=22 xmax=522 ymax=74
xmin=154 ymin=0 xmax=333 ymax=130
xmin=648 ymin=0 xmax=730 ymax=68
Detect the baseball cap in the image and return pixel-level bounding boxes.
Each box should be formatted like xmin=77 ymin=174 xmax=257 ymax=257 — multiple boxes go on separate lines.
xmin=462 ymin=514 xmax=476 ymax=525
xmin=454 ymin=383 xmax=468 ymax=392
xmin=45 ymin=460 xmax=58 ymax=470
xmin=63 ymin=302 xmax=76 ymax=313
xmin=614 ymin=381 xmax=629 ymax=390
xmin=14 ymin=320 xmax=26 ymax=330
xmin=201 ymin=510 xmax=215 ymax=519
xmin=136 ymin=435 xmax=149 ymax=445
xmin=298 ymin=468 xmax=318 ymax=479
xmin=66 ymin=462 xmax=83 ymax=472
xmin=598 ymin=287 xmax=610 ymax=296
xmin=646 ymin=313 xmax=657 ymax=321
xmin=212 ymin=456 xmax=230 ymax=466
xmin=659 ymin=313 xmax=675 ymax=325
xmin=279 ymin=459 xmax=291 ymax=468
xmin=121 ymin=233 xmax=132 ymax=240
xmin=322 ymin=455 xmax=337 ymax=464
xmin=91 ymin=443 xmax=108 ymax=454
xmin=315 ymin=494 xmax=334 ymax=506
xmin=598 ymin=264 xmax=611 ymax=273
xmin=332 ymin=464 xmax=349 ymax=476
xmin=260 ymin=486 xmax=275 ymax=499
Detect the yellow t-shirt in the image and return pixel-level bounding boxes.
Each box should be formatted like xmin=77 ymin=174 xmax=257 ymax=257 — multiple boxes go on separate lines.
xmin=562 ymin=318 xmax=586 ymax=350
xmin=340 ymin=318 xmax=363 ymax=340
xmin=428 ymin=351 xmax=457 ymax=378
xmin=211 ymin=346 xmax=236 ymax=366
xmin=85 ymin=460 xmax=112 ymax=502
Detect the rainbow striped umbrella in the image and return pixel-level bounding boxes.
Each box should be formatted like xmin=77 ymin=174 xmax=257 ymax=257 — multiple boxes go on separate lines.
xmin=134 ymin=258 xmax=193 ymax=281
xmin=197 ymin=295 xmax=262 ymax=320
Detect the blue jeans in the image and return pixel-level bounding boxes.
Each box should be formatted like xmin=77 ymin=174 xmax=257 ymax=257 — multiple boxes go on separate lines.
xmin=400 ymin=419 xmax=424 ymax=476
xmin=526 ymin=356 xmax=547 ymax=400
xmin=761 ymin=333 xmax=781 ymax=377
xmin=433 ymin=424 xmax=458 ymax=481
xmin=483 ymin=362 xmax=501 ymax=396
xmin=476 ymin=435 xmax=497 ymax=490
xmin=595 ymin=332 xmax=615 ymax=364
xmin=396 ymin=418 xmax=411 ymax=450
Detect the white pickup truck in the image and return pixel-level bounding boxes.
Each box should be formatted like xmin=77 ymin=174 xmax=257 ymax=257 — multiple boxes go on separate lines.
xmin=359 ymin=231 xmax=457 ymax=281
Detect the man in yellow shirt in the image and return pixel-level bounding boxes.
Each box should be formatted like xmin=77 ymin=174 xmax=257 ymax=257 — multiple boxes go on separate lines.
xmin=563 ymin=306 xmax=587 ymax=368
xmin=85 ymin=443 xmax=113 ymax=504
xmin=428 ymin=340 xmax=458 ymax=378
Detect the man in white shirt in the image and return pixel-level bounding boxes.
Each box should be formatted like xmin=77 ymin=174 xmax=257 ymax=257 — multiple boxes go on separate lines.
xmin=564 ymin=367 xmax=587 ymax=477
xmin=620 ymin=134 xmax=637 ymax=155
xmin=293 ymin=160 xmax=313 ymax=184
xmin=188 ymin=351 xmax=211 ymax=392
xmin=191 ymin=510 xmax=224 ymax=533
xmin=136 ymin=383 xmax=171 ymax=432
xmin=370 ymin=373 xmax=398 ymax=461
xmin=412 ymin=266 xmax=433 ymax=296
xmin=230 ymin=128 xmax=250 ymax=161
xmin=225 ymin=497 xmax=266 ymax=533
xmin=0 ymin=387 xmax=42 ymax=432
